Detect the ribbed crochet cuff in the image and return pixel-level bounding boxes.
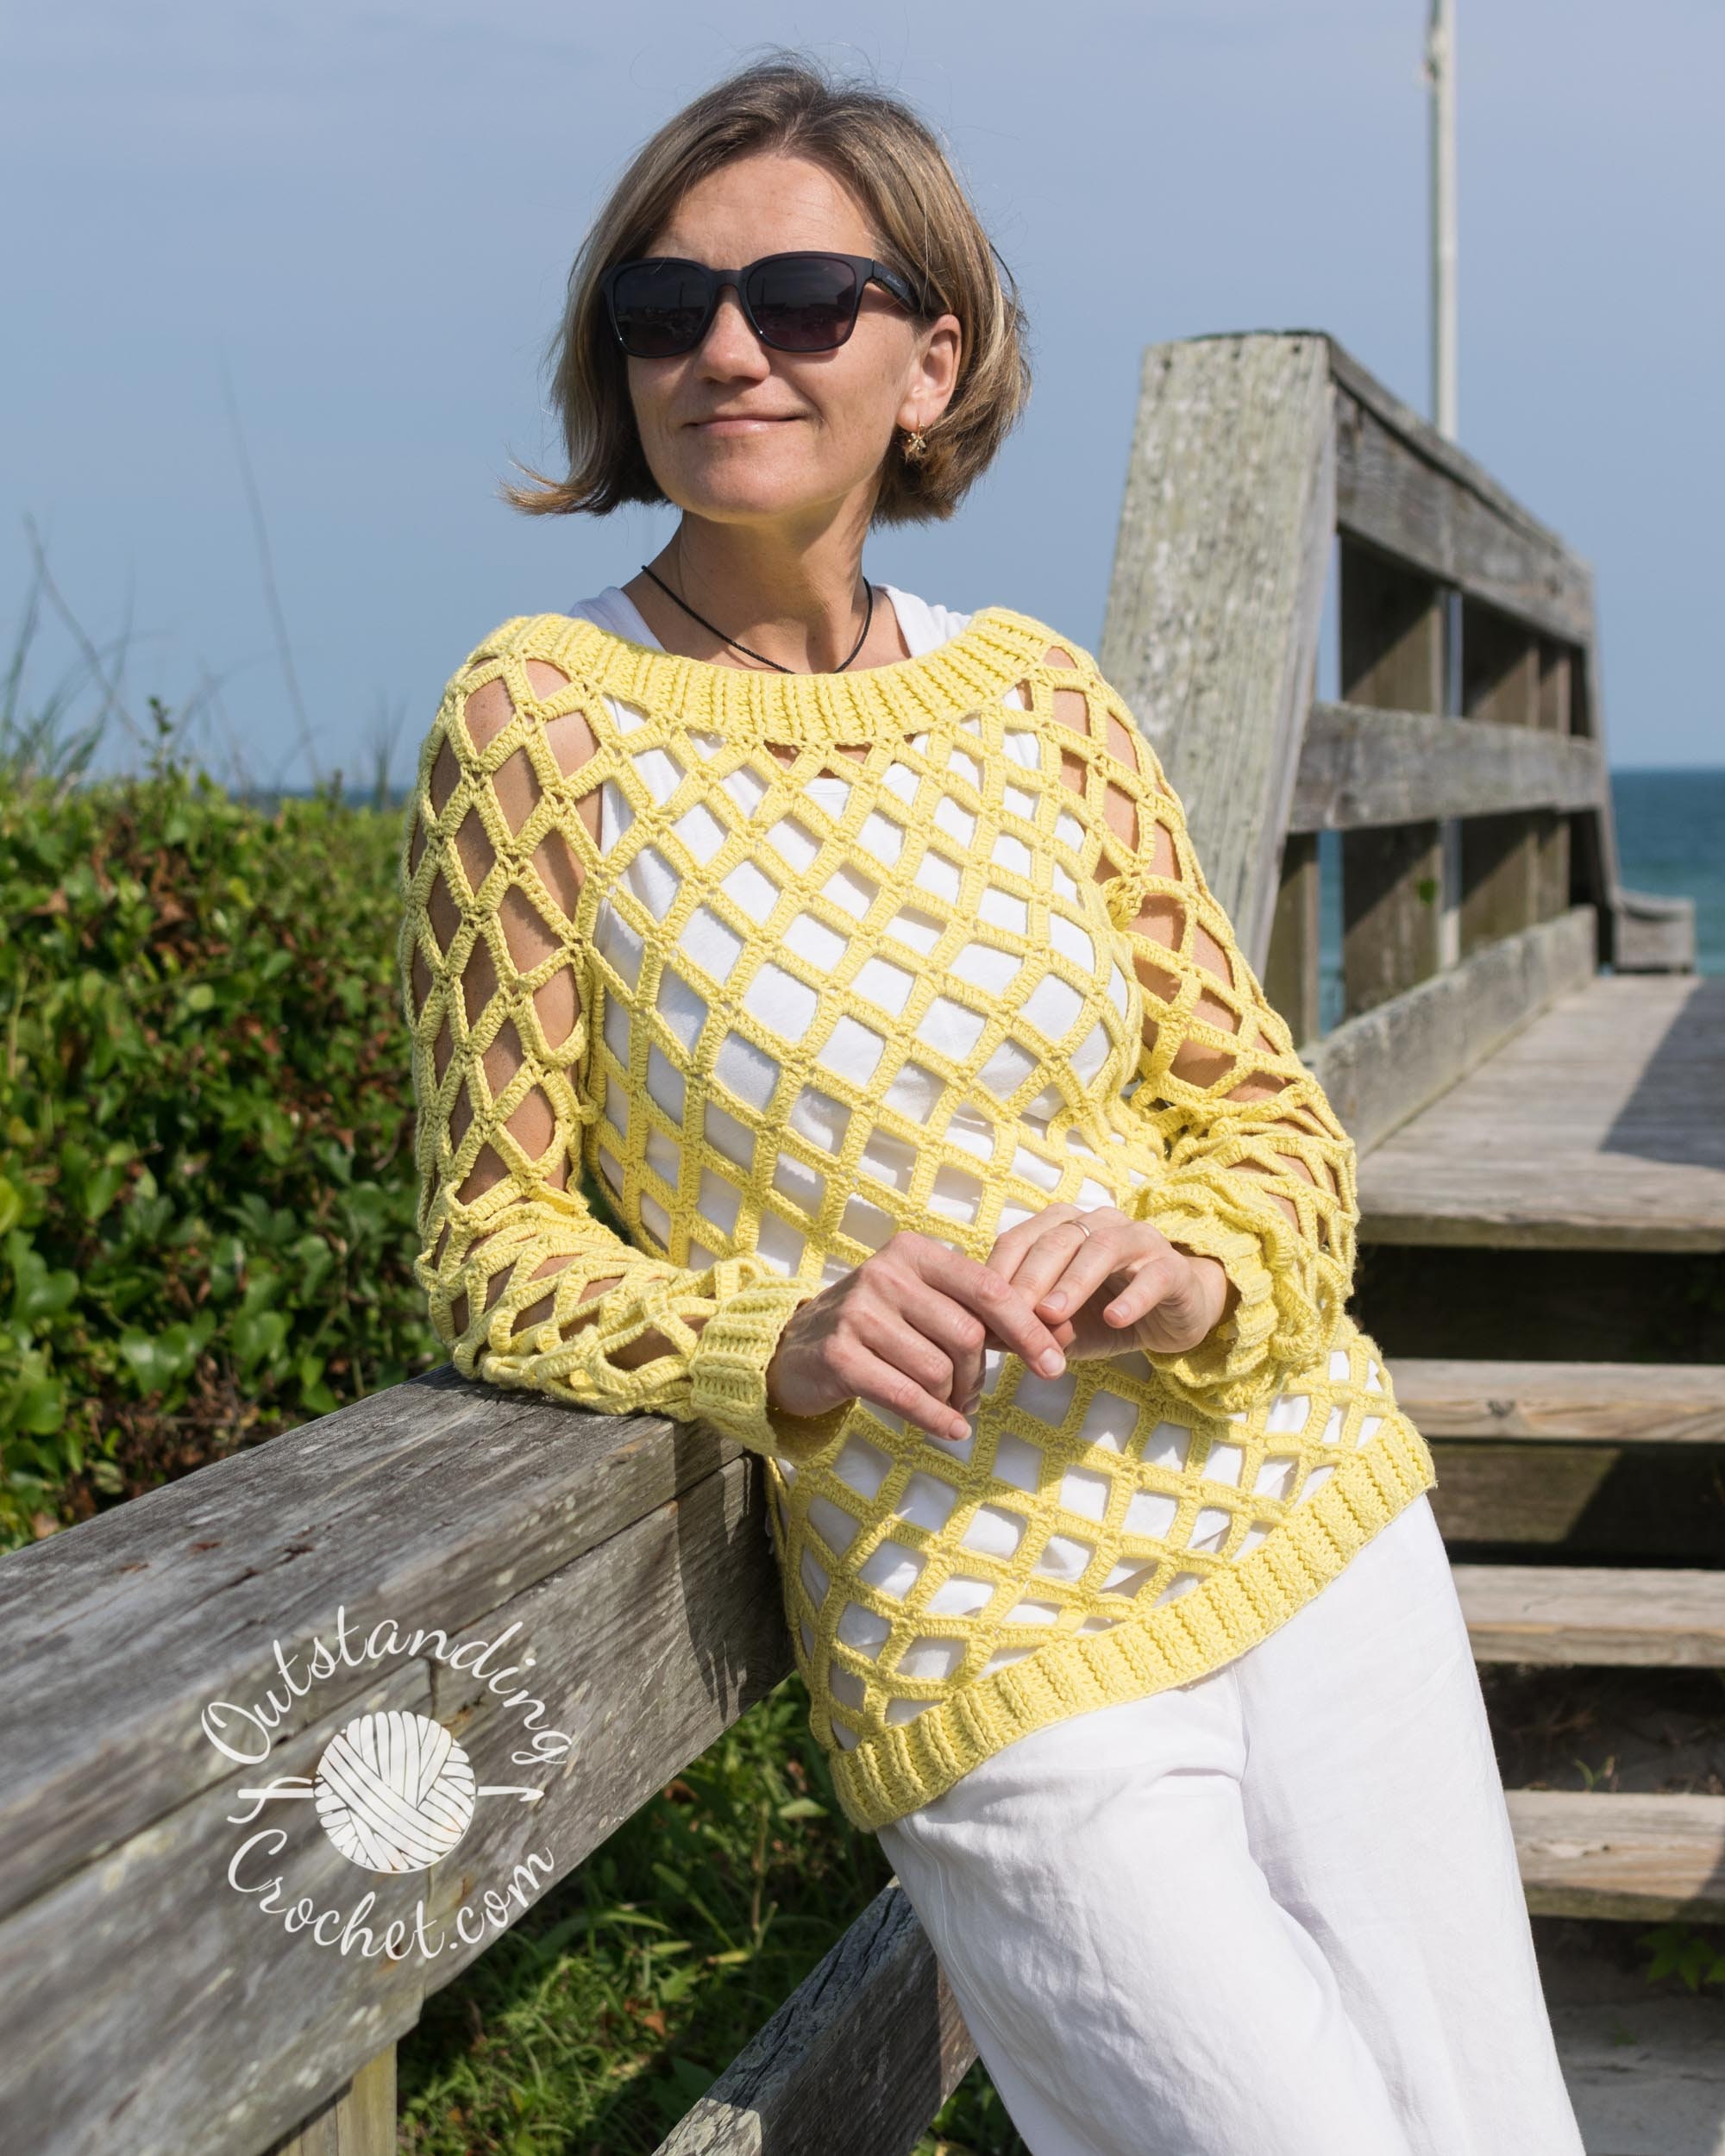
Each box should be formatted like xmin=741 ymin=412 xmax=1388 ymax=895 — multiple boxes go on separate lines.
xmin=1132 ymin=1175 xmax=1317 ymax=1414
xmin=687 ymin=1278 xmax=853 ymax=1461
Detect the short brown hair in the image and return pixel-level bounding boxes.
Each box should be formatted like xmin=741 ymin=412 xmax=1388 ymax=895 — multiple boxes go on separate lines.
xmin=499 ymin=51 xmax=1032 ymax=528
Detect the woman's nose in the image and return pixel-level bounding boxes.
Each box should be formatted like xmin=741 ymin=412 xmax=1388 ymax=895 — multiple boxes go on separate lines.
xmin=698 ymin=283 xmax=768 ymax=371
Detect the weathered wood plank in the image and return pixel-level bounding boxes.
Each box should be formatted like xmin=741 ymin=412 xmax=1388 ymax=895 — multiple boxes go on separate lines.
xmin=1393 ymin=1358 xmax=1725 ymax=1443
xmin=0 ymin=1394 xmax=799 ymax=2156
xmin=1099 ymin=331 xmax=1335 ymax=975
xmin=1509 ymin=1791 xmax=1725 ymax=1922
xmin=1263 ymin=828 xmax=1320 ymax=1044
xmin=1327 ymin=340 xmax=1594 ymax=642
xmin=1458 ymin=598 xmax=1545 ymax=956
xmin=1456 ymin=1564 xmax=1725 ymax=1666
xmin=1289 ymin=703 xmax=1604 ymax=830
xmin=1356 ymin=973 xmax=1725 ymax=1248
xmin=1336 ymin=542 xmax=1446 ymax=1016
xmin=653 ymin=1880 xmax=975 ymax=2156
xmin=1306 ymin=903 xmax=1596 ymax=1155
xmin=0 ymin=1369 xmax=782 ymax=1922
xmin=261 ymin=2047 xmax=396 ymax=2156
xmin=0 ymin=1660 xmax=433 ymax=2156
xmin=1339 ymin=537 xmax=1444 ymax=712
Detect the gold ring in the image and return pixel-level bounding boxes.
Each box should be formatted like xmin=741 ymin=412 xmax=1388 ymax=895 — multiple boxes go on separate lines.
xmin=1074 ymin=1220 xmax=1092 ymax=1238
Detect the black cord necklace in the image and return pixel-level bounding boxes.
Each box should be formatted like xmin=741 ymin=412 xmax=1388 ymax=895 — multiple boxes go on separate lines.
xmin=637 ymin=561 xmax=875 ymax=674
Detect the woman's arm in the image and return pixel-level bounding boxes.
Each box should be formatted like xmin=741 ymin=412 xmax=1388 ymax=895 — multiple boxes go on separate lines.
xmin=1040 ymin=642 xmax=1358 ymax=1413
xmin=399 ymin=647 xmax=850 ymax=1460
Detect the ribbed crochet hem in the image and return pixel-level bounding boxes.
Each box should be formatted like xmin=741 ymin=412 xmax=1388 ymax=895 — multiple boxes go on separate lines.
xmin=500 ymin=605 xmax=1066 ymax=747
xmin=829 ymin=1407 xmax=1439 ymax=1834
xmin=687 ymin=1278 xmax=852 ymax=1461
xmin=1131 ymin=1200 xmax=1281 ymax=1402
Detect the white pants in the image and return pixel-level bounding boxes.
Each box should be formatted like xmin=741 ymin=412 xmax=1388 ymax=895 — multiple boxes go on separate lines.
xmin=875 ymin=1492 xmax=1585 ymax=2156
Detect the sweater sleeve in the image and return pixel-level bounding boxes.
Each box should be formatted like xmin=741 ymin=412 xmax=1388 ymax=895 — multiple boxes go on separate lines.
xmin=1068 ymin=662 xmax=1358 ymax=1415
xmin=396 ymin=635 xmax=851 ymax=1463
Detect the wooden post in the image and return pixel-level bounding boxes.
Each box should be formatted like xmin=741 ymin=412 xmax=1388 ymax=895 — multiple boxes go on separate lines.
xmin=1264 ymin=829 xmax=1322 ymax=1047
xmin=1458 ymin=599 xmax=1542 ymax=955
xmin=1536 ymin=641 xmax=1574 ymax=921
xmin=1339 ymin=544 xmax=1446 ymax=1017
xmin=263 ymin=2046 xmax=396 ymax=2156
xmin=1100 ymin=333 xmax=1336 ymax=978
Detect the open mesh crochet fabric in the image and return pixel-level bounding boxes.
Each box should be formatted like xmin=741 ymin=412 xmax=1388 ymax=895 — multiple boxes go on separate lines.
xmin=398 ymin=608 xmax=1434 ymax=1817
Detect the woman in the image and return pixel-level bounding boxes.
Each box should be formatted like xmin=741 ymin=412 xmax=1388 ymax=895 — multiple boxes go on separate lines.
xmin=398 ymin=52 xmax=1584 ymax=2156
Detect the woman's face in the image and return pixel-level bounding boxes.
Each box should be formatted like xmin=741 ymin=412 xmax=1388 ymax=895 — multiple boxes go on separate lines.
xmin=624 ymin=150 xmax=962 ymax=532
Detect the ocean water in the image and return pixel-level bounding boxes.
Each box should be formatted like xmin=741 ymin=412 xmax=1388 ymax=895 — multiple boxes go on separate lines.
xmin=1314 ymin=767 xmax=1722 ymax=1031
xmin=1610 ymin=767 xmax=1724 ymax=976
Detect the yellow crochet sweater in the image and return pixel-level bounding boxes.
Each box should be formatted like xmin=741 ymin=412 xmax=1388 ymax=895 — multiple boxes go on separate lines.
xmin=398 ymin=605 xmax=1437 ymax=1833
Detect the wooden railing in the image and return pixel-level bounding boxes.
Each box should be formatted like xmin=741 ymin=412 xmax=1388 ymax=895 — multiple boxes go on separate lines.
xmin=0 ymin=331 xmax=1698 ymax=2156
xmin=1099 ymin=331 xmax=1694 ymax=1151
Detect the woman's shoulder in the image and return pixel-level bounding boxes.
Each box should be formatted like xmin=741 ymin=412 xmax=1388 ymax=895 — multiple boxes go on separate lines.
xmin=882 ymin=586 xmax=1103 ymax=677
xmin=434 ymin=611 xmax=611 ymax=701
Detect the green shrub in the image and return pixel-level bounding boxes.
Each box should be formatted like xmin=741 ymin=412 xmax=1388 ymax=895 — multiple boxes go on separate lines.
xmin=0 ymin=762 xmax=439 ymax=1546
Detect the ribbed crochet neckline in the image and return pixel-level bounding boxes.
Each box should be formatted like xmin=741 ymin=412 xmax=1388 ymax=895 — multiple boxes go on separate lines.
xmin=550 ymin=602 xmax=1058 ymax=744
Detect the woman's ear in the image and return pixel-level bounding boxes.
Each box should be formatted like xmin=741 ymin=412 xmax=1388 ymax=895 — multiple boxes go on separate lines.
xmin=900 ymin=312 xmax=963 ymax=433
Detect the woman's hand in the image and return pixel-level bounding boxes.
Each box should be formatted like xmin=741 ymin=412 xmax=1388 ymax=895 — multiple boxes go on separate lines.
xmin=763 ymin=1231 xmax=1072 ymax=1445
xmin=984 ymin=1203 xmax=1236 ymax=1363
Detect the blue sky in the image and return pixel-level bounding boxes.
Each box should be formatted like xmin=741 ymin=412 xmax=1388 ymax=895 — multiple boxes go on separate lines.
xmin=4 ymin=0 xmax=1720 ymax=785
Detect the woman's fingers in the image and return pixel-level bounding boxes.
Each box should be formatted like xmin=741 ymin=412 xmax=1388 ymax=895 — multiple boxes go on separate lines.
xmin=912 ymin=1242 xmax=1069 ymax=1379
xmin=979 ymin=1199 xmax=1100 ymax=1311
xmin=827 ymin=1335 xmax=973 ymax=1445
xmin=852 ymin=1294 xmax=981 ymax=1412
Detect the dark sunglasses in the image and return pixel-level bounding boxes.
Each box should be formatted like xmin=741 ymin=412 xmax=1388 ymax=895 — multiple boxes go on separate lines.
xmin=601 ymin=250 xmax=924 ymax=358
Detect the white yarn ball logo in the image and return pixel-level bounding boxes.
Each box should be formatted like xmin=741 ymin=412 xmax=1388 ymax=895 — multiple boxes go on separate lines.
xmin=232 ymin=1707 xmax=546 ymax=1873
xmin=317 ymin=1709 xmax=478 ymax=1874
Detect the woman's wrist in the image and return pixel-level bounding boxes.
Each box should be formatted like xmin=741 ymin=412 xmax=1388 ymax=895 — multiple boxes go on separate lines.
xmin=1174 ymin=1249 xmax=1236 ymax=1348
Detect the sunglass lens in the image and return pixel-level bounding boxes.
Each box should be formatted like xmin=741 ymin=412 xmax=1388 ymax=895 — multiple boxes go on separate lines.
xmin=610 ymin=262 xmax=711 ymax=356
xmin=747 ymin=255 xmax=860 ymax=350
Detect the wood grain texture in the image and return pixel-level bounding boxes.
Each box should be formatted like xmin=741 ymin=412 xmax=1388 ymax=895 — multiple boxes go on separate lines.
xmin=1289 ymin=703 xmax=1605 ymax=830
xmin=1328 ymin=342 xmax=1594 ymax=642
xmin=0 ymin=1658 xmax=432 ymax=2156
xmin=1099 ymin=332 xmax=1335 ymax=975
xmin=0 ymin=1370 xmax=781 ymax=1925
xmin=1356 ymin=973 xmax=1725 ymax=1248
xmin=1393 ymin=1358 xmax=1725 ymax=1443
xmin=1509 ymin=1791 xmax=1725 ymax=1921
xmin=261 ymin=2049 xmax=395 ymax=2156
xmin=651 ymin=1881 xmax=976 ymax=2156
xmin=1455 ymin=1563 xmax=1725 ymax=1665
xmin=1306 ymin=904 xmax=1597 ymax=1155
xmin=1263 ymin=828 xmax=1320 ymax=1043
xmin=0 ymin=1371 xmax=797 ymax=2155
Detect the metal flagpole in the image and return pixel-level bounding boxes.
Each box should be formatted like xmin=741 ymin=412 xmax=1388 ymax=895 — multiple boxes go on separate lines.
xmin=1425 ymin=0 xmax=1462 ymax=964
xmin=1427 ymin=0 xmax=1458 ymax=440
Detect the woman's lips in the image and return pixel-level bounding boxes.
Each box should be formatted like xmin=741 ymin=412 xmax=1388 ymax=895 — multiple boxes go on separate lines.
xmin=689 ymin=416 xmax=797 ymax=434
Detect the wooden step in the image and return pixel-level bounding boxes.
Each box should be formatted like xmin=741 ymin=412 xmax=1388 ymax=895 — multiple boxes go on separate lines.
xmin=1396 ymin=1357 xmax=1725 ymax=1445
xmin=1356 ymin=975 xmax=1725 ymax=1251
xmin=1456 ymin=1563 xmax=1725 ymax=1666
xmin=1509 ymin=1790 xmax=1725 ymax=1921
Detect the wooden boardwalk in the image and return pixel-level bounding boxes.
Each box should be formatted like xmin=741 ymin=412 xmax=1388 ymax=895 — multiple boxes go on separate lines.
xmin=2 ymin=329 xmax=1714 ymax=2156
xmin=1358 ymin=974 xmax=1725 ymax=1250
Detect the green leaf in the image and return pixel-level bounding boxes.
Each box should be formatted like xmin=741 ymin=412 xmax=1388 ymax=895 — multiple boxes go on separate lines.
xmin=9 ymin=1379 xmax=66 ymax=1436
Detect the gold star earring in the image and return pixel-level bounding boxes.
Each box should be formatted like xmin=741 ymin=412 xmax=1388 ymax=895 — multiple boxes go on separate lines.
xmin=901 ymin=419 xmax=929 ymax=462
